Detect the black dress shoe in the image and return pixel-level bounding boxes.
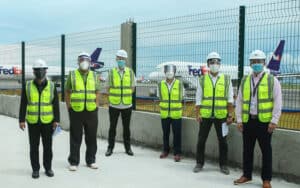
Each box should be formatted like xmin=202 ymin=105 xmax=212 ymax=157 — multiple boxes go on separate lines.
xmin=126 ymin=149 xmax=134 ymax=156
xmin=220 ymin=166 xmax=230 ymax=175
xmin=193 ymin=164 xmax=203 ymax=173
xmin=105 ymin=148 xmax=113 ymax=157
xmin=32 ymin=171 xmax=39 ymax=179
xmin=45 ymin=169 xmax=54 ymax=177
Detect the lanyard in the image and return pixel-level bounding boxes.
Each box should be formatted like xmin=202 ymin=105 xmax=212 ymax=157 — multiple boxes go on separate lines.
xmin=251 ymin=72 xmax=265 ymax=98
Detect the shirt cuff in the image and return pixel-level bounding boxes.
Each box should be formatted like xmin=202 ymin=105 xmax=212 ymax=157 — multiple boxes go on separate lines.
xmin=195 ymin=101 xmax=201 ymax=106
xmin=271 ymin=117 xmax=279 ymax=125
xmin=236 ymin=116 xmax=242 ymax=123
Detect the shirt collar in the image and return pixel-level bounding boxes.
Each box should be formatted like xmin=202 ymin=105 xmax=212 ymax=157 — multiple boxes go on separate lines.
xmin=251 ymin=71 xmax=265 ymax=78
xmin=164 ymin=78 xmax=176 ymax=86
xmin=209 ymin=72 xmax=220 ymax=78
xmin=34 ymin=79 xmax=47 ymax=87
xmin=116 ymin=67 xmax=126 ymax=72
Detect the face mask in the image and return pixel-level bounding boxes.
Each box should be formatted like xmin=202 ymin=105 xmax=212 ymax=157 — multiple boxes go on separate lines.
xmin=251 ymin=63 xmax=264 ymax=73
xmin=165 ymin=72 xmax=174 ymax=79
xmin=79 ymin=61 xmax=90 ymax=70
xmin=209 ymin=64 xmax=220 ymax=73
xmin=34 ymin=69 xmax=46 ymax=79
xmin=117 ymin=60 xmax=125 ymax=68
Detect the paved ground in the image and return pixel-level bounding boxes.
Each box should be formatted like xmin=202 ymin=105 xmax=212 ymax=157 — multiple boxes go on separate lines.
xmin=0 ymin=115 xmax=298 ymax=188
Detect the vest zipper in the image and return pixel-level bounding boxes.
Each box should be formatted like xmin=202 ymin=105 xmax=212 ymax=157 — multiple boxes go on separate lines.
xmin=168 ymin=90 xmax=171 ymax=117
xmin=120 ymin=73 xmax=123 ymax=104
xmin=84 ymin=75 xmax=87 ymax=110
xmin=38 ymin=90 xmax=41 ymax=124
xmin=210 ymin=76 xmax=220 ymax=118
xmin=167 ymin=81 xmax=175 ymax=117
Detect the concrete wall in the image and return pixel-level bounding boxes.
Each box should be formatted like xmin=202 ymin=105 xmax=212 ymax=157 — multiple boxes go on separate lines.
xmin=0 ymin=94 xmax=299 ymax=182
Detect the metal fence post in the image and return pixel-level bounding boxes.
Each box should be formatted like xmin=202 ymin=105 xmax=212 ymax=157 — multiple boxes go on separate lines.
xmin=121 ymin=20 xmax=137 ymax=110
xmin=238 ymin=6 xmax=246 ymax=89
xmin=61 ymin=34 xmax=65 ymax=101
xmin=21 ymin=41 xmax=25 ymax=89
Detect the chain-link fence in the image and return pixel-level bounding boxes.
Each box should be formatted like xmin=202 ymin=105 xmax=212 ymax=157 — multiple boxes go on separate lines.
xmin=0 ymin=0 xmax=299 ymax=130
xmin=136 ymin=8 xmax=240 ymax=117
xmin=0 ymin=43 xmax=21 ymax=95
xmin=245 ymin=0 xmax=300 ymax=130
xmin=25 ymin=36 xmax=61 ymax=80
xmin=65 ymin=26 xmax=120 ymax=105
xmin=135 ymin=0 xmax=300 ymax=130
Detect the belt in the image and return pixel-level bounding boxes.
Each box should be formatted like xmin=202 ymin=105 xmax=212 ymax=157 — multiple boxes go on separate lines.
xmin=250 ymin=114 xmax=258 ymax=119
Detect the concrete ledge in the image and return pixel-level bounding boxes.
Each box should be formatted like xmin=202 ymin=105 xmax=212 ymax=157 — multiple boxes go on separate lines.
xmin=1 ymin=94 xmax=299 ymax=182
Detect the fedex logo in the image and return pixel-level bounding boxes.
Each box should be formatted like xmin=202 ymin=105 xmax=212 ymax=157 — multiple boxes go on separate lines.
xmin=0 ymin=66 xmax=22 ymax=75
xmin=188 ymin=65 xmax=209 ymax=76
xmin=272 ymin=54 xmax=281 ymax=61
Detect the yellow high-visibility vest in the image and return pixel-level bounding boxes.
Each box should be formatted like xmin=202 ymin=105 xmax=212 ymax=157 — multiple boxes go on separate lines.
xmin=159 ymin=79 xmax=183 ymax=119
xmin=241 ymin=73 xmax=274 ymax=123
xmin=70 ymin=70 xmax=97 ymax=112
xmin=109 ymin=67 xmax=133 ymax=105
xmin=199 ymin=74 xmax=230 ymax=119
xmin=26 ymin=80 xmax=54 ymax=124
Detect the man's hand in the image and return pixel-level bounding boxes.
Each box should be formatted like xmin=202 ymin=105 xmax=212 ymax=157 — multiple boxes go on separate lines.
xmin=19 ymin=122 xmax=26 ymax=131
xmin=196 ymin=115 xmax=202 ymax=123
xmin=226 ymin=116 xmax=233 ymax=125
xmin=268 ymin=122 xmax=277 ymax=133
xmin=52 ymin=122 xmax=59 ymax=130
xmin=237 ymin=122 xmax=243 ymax=132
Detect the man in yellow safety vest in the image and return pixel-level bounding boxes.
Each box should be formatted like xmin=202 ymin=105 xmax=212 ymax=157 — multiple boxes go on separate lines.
xmin=158 ymin=64 xmax=184 ymax=162
xmin=234 ymin=50 xmax=282 ymax=188
xmin=105 ymin=49 xmax=136 ymax=157
xmin=65 ymin=52 xmax=100 ymax=171
xmin=193 ymin=52 xmax=234 ymax=175
xmin=19 ymin=59 xmax=60 ymax=179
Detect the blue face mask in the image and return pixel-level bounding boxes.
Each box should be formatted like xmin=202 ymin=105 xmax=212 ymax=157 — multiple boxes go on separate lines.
xmin=117 ymin=60 xmax=125 ymax=68
xmin=251 ymin=63 xmax=264 ymax=73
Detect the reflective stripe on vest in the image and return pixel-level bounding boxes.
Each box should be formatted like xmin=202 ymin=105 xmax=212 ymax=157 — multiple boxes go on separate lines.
xmin=242 ymin=73 xmax=274 ymax=123
xmin=70 ymin=70 xmax=97 ymax=112
xmin=159 ymin=79 xmax=183 ymax=119
xmin=109 ymin=67 xmax=133 ymax=105
xmin=26 ymin=80 xmax=54 ymax=124
xmin=199 ymin=74 xmax=229 ymax=119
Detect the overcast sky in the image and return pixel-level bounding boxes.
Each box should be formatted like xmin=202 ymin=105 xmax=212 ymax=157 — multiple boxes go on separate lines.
xmin=0 ymin=0 xmax=267 ymax=44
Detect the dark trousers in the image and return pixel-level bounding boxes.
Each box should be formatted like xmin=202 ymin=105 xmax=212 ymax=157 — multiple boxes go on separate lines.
xmin=196 ymin=118 xmax=228 ymax=167
xmin=108 ymin=106 xmax=132 ymax=150
xmin=161 ymin=118 xmax=182 ymax=155
xmin=243 ymin=117 xmax=272 ymax=181
xmin=28 ymin=123 xmax=53 ymax=171
xmin=68 ymin=109 xmax=98 ymax=165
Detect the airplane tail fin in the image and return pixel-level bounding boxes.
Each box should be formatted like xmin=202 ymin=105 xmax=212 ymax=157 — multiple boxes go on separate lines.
xmin=90 ymin=48 xmax=102 ymax=62
xmin=90 ymin=48 xmax=104 ymax=70
xmin=267 ymin=40 xmax=285 ymax=72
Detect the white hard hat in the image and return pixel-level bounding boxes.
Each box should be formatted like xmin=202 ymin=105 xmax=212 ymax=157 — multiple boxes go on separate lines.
xmin=78 ymin=52 xmax=91 ymax=60
xmin=116 ymin=49 xmax=128 ymax=58
xmin=33 ymin=59 xmax=48 ymax=69
xmin=249 ymin=50 xmax=266 ymax=60
xmin=206 ymin=52 xmax=221 ymax=61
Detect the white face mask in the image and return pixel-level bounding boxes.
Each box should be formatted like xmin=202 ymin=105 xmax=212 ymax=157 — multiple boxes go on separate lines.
xmin=79 ymin=61 xmax=90 ymax=70
xmin=165 ymin=72 xmax=174 ymax=79
xmin=209 ymin=64 xmax=220 ymax=73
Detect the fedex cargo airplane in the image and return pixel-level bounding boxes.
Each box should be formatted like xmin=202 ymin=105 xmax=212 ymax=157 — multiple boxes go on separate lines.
xmin=0 ymin=48 xmax=104 ymax=83
xmin=148 ymin=40 xmax=287 ymax=89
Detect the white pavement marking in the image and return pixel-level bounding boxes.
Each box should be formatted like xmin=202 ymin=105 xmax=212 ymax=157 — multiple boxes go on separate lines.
xmin=0 ymin=115 xmax=298 ymax=188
